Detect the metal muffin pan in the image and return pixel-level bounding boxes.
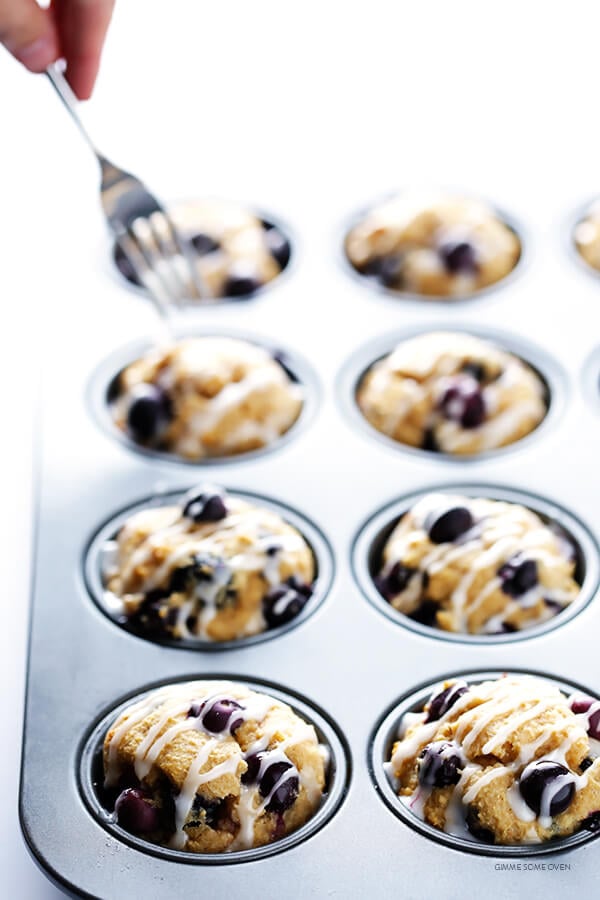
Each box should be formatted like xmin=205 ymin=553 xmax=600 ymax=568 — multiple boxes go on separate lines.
xmin=352 ymin=484 xmax=599 ymax=645
xmin=369 ymin=669 xmax=600 ymax=857
xmin=84 ymin=486 xmax=334 ymax=651
xmin=79 ymin=675 xmax=350 ymax=865
xmin=20 ymin=189 xmax=600 ymax=898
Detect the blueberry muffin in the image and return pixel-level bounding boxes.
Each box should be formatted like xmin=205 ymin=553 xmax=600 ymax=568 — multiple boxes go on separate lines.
xmin=573 ymin=201 xmax=600 ymax=272
xmin=356 ymin=331 xmax=547 ymax=454
xmin=103 ymin=486 xmax=315 ymax=642
xmin=387 ymin=674 xmax=600 ymax=845
xmin=345 ymin=192 xmax=521 ymax=297
xmin=102 ymin=680 xmax=328 ymax=852
xmin=376 ymin=493 xmax=579 ymax=635
xmin=114 ymin=198 xmax=291 ymax=299
xmin=110 ymin=337 xmax=303 ymax=459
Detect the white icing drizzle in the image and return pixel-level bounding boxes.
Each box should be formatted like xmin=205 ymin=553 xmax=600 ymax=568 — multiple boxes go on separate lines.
xmin=382 ymin=493 xmax=577 ymax=634
xmin=390 ymin=675 xmax=597 ymax=842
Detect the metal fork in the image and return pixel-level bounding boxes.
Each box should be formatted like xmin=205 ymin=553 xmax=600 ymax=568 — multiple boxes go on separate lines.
xmin=46 ymin=63 xmax=204 ymax=320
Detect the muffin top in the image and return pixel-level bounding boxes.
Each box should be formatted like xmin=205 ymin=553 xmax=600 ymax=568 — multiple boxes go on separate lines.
xmin=388 ymin=674 xmax=600 ymax=845
xmin=110 ymin=337 xmax=303 ymax=459
xmin=376 ymin=492 xmax=579 ymax=635
xmin=345 ymin=192 xmax=520 ymax=297
xmin=356 ymin=331 xmax=547 ymax=455
xmin=573 ymin=200 xmax=600 ymax=272
xmin=103 ymin=680 xmax=328 ymax=853
xmin=103 ymin=485 xmax=315 ymax=643
xmin=115 ymin=198 xmax=291 ymax=300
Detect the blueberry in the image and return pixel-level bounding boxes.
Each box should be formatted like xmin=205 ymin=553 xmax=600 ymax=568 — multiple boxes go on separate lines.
xmin=182 ymin=485 xmax=228 ymax=523
xmin=126 ymin=589 xmax=171 ymax=638
xmin=258 ymin=761 xmax=299 ymax=813
xmin=580 ymin=757 xmax=595 ymax=773
xmin=519 ymin=760 xmax=576 ymax=817
xmin=188 ymin=794 xmax=224 ymax=828
xmin=570 ymin=696 xmax=594 ymax=715
xmin=241 ymin=752 xmax=264 ymax=785
xmin=409 ymin=599 xmax=439 ymax=627
xmin=188 ymin=698 xmax=244 ymax=734
xmin=114 ymin=788 xmax=159 ymax=833
xmin=191 ymin=232 xmax=220 ymax=256
xmin=375 ymin=562 xmax=415 ymax=601
xmin=360 ymin=256 xmax=385 ymax=277
xmin=114 ymin=243 xmax=141 ymax=286
xmin=582 ymin=811 xmax=600 ymax=832
xmin=439 ymin=240 xmax=478 ymax=274
xmin=438 ymin=375 xmax=486 ymax=429
xmin=223 ymin=272 xmax=261 ymax=297
xmin=265 ymin=228 xmax=291 ymax=270
xmin=570 ymin=696 xmax=600 ymax=740
xmin=498 ymin=558 xmax=538 ymax=597
xmin=465 ymin=806 xmax=495 ymax=843
xmin=126 ymin=384 xmax=172 ymax=443
xmin=422 ymin=427 xmax=440 ymax=452
xmin=426 ymin=506 xmax=474 ymax=544
xmin=378 ymin=255 xmax=404 ymax=288
xmin=263 ymin=577 xmax=313 ymax=629
xmin=461 ymin=361 xmax=486 ymax=382
xmin=168 ymin=564 xmax=196 ymax=593
xmin=265 ymin=544 xmax=281 ymax=557
xmin=418 ymin=741 xmax=463 ymax=787
xmin=426 ymin=681 xmax=469 ymax=722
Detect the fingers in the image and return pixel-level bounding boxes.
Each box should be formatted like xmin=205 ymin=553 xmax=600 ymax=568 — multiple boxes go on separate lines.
xmin=0 ymin=0 xmax=59 ymax=72
xmin=52 ymin=0 xmax=115 ymax=99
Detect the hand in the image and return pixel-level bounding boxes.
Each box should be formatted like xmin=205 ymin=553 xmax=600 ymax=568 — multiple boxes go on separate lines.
xmin=0 ymin=0 xmax=115 ymax=99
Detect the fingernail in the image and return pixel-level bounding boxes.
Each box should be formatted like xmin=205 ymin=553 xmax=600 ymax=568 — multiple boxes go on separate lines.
xmin=15 ymin=35 xmax=57 ymax=72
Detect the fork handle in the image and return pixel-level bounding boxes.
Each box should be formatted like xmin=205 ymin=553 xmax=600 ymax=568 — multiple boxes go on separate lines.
xmin=46 ymin=63 xmax=99 ymax=157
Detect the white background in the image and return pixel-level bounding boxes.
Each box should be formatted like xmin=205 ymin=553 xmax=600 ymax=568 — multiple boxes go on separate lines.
xmin=2 ymin=1 xmax=600 ymax=896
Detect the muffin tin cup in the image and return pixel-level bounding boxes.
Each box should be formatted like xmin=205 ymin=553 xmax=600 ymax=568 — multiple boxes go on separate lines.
xmin=339 ymin=189 xmax=530 ymax=306
xmin=104 ymin=199 xmax=298 ymax=306
xmin=336 ymin=323 xmax=565 ymax=464
xmin=369 ymin=668 xmax=600 ymax=857
xmin=79 ymin=675 xmax=351 ymax=864
xmin=84 ymin=487 xmax=335 ymax=651
xmin=87 ymin=326 xmax=321 ymax=467
xmin=353 ymin=483 xmax=600 ymax=645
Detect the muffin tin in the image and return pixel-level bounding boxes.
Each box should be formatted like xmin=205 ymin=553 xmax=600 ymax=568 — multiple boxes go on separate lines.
xmin=20 ymin=191 xmax=600 ymax=898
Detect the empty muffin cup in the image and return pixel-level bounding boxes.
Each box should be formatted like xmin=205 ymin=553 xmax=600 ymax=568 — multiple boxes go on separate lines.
xmin=85 ymin=486 xmax=333 ymax=649
xmin=343 ymin=329 xmax=557 ymax=458
xmin=354 ymin=485 xmax=598 ymax=643
xmin=90 ymin=332 xmax=319 ymax=464
xmin=343 ymin=190 xmax=522 ymax=300
xmin=79 ymin=677 xmax=350 ymax=862
xmin=370 ymin=670 xmax=600 ymax=855
xmin=111 ymin=198 xmax=293 ymax=302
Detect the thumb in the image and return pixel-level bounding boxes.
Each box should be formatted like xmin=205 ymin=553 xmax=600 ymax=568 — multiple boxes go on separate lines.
xmin=0 ymin=0 xmax=59 ymax=72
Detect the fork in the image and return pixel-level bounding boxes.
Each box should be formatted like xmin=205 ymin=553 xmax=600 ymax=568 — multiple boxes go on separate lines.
xmin=45 ymin=62 xmax=205 ymax=320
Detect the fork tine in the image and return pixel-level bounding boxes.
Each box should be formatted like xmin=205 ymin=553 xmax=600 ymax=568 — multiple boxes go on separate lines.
xmin=130 ymin=217 xmax=186 ymax=311
xmin=116 ymin=227 xmax=177 ymax=322
xmin=146 ymin=212 xmax=193 ymax=307
xmin=163 ymin=213 xmax=208 ymax=300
